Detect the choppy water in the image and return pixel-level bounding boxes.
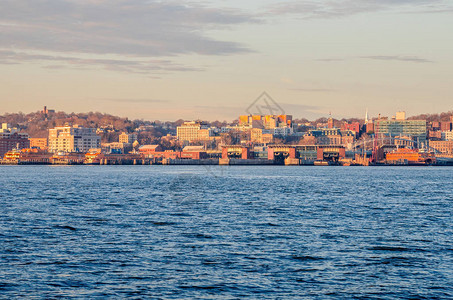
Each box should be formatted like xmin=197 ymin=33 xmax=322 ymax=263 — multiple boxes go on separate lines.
xmin=0 ymin=165 xmax=452 ymax=299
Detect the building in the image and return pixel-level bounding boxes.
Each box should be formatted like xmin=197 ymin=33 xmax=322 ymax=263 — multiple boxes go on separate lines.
xmin=176 ymin=121 xmax=216 ymax=142
xmin=430 ymin=141 xmax=453 ymax=154
xmin=0 ymin=123 xmax=30 ymax=157
xmin=48 ymin=125 xmax=100 ymax=153
xmin=304 ymin=128 xmax=355 ymax=146
xmin=251 ymin=128 xmax=273 ymax=144
xmin=138 ymin=145 xmax=163 ymax=156
xmin=119 ymin=132 xmax=138 ymax=144
xmin=102 ymin=142 xmax=132 ymax=154
xmin=239 ymin=114 xmax=292 ymax=129
xmin=273 ymin=127 xmax=293 ymax=136
xmin=395 ymin=111 xmax=406 ymax=120
xmin=41 ymin=106 xmax=55 ymax=115
xmin=440 ymin=121 xmax=452 ymax=132
xmin=327 ymin=117 xmax=334 ymax=129
xmin=441 ymin=131 xmax=453 ymax=141
xmin=374 ymin=117 xmax=427 ymax=143
xmin=341 ymin=122 xmax=360 ymax=134
xmin=29 ymin=138 xmax=48 ymax=150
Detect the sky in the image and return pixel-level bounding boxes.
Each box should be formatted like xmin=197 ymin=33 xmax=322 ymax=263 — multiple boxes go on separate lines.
xmin=1 ymin=0 xmax=453 ymax=121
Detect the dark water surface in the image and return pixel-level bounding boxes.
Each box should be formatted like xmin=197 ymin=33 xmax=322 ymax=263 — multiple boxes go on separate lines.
xmin=0 ymin=166 xmax=452 ymax=299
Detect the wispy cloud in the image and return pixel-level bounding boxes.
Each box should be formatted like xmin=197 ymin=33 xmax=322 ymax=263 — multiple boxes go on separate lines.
xmin=0 ymin=0 xmax=257 ymax=73
xmin=360 ymin=55 xmax=434 ymax=63
xmin=316 ymin=55 xmax=433 ymax=63
xmin=0 ymin=50 xmax=202 ymax=74
xmin=266 ymin=0 xmax=453 ymax=19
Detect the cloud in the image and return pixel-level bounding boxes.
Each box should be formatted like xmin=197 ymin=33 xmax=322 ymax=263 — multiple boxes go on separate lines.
xmin=289 ymin=88 xmax=336 ymax=92
xmin=315 ymin=55 xmax=433 ymax=63
xmin=360 ymin=55 xmax=434 ymax=63
xmin=0 ymin=0 xmax=256 ymax=73
xmin=0 ymin=49 xmax=202 ymax=74
xmin=266 ymin=0 xmax=453 ymax=19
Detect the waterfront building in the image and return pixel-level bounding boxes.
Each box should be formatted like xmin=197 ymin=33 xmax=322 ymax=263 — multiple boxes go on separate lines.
xmin=0 ymin=123 xmax=29 ymax=157
xmin=374 ymin=115 xmax=427 ymax=143
xmin=102 ymin=142 xmax=131 ymax=154
xmin=48 ymin=125 xmax=100 ymax=153
xmin=138 ymin=145 xmax=163 ymax=156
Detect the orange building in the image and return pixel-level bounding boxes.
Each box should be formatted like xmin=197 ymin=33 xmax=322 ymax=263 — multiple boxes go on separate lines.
xmin=29 ymin=138 xmax=48 ymax=150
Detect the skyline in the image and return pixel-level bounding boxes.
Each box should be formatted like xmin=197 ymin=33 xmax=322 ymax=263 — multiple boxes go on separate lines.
xmin=1 ymin=0 xmax=453 ymax=121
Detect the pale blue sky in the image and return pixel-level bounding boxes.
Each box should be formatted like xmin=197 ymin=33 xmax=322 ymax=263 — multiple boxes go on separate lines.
xmin=1 ymin=0 xmax=452 ymax=121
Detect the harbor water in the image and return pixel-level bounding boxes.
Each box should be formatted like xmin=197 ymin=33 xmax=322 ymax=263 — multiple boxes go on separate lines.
xmin=0 ymin=166 xmax=452 ymax=299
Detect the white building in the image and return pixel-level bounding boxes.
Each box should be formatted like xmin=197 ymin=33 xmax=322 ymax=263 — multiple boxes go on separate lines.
xmin=441 ymin=130 xmax=453 ymax=141
xmin=48 ymin=125 xmax=101 ymax=153
xmin=273 ymin=127 xmax=293 ymax=136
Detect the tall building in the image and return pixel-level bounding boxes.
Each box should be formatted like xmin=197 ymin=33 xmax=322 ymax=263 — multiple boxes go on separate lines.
xmin=48 ymin=125 xmax=100 ymax=153
xmin=374 ymin=117 xmax=427 ymax=143
xmin=0 ymin=123 xmax=29 ymax=157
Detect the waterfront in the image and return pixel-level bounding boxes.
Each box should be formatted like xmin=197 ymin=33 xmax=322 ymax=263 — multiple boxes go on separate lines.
xmin=0 ymin=166 xmax=452 ymax=299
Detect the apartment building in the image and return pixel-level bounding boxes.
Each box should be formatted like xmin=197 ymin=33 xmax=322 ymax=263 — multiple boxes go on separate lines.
xmin=48 ymin=125 xmax=100 ymax=153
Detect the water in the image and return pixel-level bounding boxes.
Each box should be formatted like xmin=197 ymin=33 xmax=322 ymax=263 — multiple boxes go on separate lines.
xmin=0 ymin=165 xmax=452 ymax=299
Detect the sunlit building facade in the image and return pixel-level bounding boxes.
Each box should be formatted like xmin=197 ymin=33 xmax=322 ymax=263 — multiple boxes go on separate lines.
xmin=48 ymin=125 xmax=100 ymax=153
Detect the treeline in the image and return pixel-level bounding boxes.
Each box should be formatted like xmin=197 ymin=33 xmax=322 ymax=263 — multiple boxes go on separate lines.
xmin=0 ymin=110 xmax=233 ymax=144
xmin=407 ymin=111 xmax=453 ymax=122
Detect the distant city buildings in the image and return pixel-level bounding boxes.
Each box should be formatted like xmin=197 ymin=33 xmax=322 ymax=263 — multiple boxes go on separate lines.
xmin=48 ymin=125 xmax=100 ymax=153
xmin=0 ymin=123 xmax=30 ymax=157
xmin=239 ymin=114 xmax=292 ymax=129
